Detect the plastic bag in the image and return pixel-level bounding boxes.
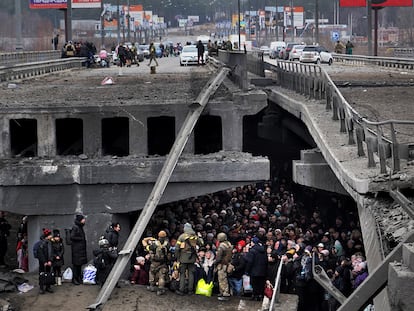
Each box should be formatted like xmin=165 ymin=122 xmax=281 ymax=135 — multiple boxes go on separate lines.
xmin=83 ymin=264 xmax=97 ymax=285
xmin=62 ymin=267 xmax=73 ymax=282
xmin=264 ymin=280 xmax=274 ymax=299
xmin=195 ymin=278 xmax=213 ymax=297
xmin=242 ymin=274 xmax=253 ymax=293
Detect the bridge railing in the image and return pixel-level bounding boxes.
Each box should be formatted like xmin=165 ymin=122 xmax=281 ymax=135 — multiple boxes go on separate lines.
xmin=266 ymin=60 xmax=414 ymax=175
xmin=0 ymin=50 xmax=61 ymax=67
xmin=0 ymin=58 xmax=85 ymax=83
xmin=333 ymin=53 xmax=414 ymax=70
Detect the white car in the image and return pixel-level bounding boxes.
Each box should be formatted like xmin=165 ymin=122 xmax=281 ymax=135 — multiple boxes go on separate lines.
xmin=259 ymin=45 xmax=270 ymax=56
xmin=300 ymin=45 xmax=333 ymax=65
xmin=288 ymin=44 xmax=306 ymax=61
xmin=180 ymin=45 xmax=206 ymax=66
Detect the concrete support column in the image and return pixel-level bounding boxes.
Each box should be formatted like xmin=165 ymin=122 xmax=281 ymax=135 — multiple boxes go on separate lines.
xmin=129 ymin=113 xmax=148 ymax=155
xmin=176 ymin=114 xmax=194 ymax=154
xmin=83 ymin=116 xmax=101 ymax=157
xmin=0 ymin=118 xmax=10 ymax=158
xmin=221 ymin=111 xmax=243 ymax=151
xmin=37 ymin=115 xmax=56 ymax=157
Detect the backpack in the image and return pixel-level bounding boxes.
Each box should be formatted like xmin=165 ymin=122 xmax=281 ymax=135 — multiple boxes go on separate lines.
xmin=65 ymin=228 xmax=72 ymax=245
xmin=33 ymin=240 xmax=42 ymax=259
xmin=93 ymin=252 xmax=106 ymax=270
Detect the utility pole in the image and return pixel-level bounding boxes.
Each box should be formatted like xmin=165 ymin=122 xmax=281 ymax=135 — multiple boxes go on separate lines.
xmin=127 ymin=0 xmax=131 ymax=42
xmin=117 ymin=0 xmax=120 ymax=44
xmin=367 ymin=0 xmax=372 ymax=55
xmin=290 ymin=0 xmax=294 ymax=42
xmin=238 ymin=0 xmax=241 ymax=50
xmin=100 ymin=0 xmax=105 ymax=48
xmin=275 ymin=0 xmax=278 ymax=41
xmin=15 ymin=0 xmax=23 ymax=50
xmin=66 ymin=0 xmax=73 ymax=42
xmin=315 ymin=0 xmax=319 ymax=43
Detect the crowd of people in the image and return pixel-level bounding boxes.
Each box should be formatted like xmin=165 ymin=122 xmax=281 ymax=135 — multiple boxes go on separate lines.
xmin=2 ymin=176 xmax=368 ymax=309
xmin=125 ymin=180 xmax=368 ymax=310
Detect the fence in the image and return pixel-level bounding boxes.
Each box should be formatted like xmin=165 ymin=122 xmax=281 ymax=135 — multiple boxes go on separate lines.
xmin=0 ymin=50 xmax=61 ymax=67
xmin=266 ymin=60 xmax=414 ymax=175
xmin=0 ymin=58 xmax=85 ymax=83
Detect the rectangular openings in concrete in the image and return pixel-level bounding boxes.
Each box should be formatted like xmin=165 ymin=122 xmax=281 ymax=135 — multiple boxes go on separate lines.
xmin=9 ymin=118 xmax=38 ymax=157
xmin=194 ymin=115 xmax=222 ymax=154
xmin=56 ymin=118 xmax=83 ymax=156
xmin=102 ymin=117 xmax=129 ymax=156
xmin=147 ymin=116 xmax=175 ymax=156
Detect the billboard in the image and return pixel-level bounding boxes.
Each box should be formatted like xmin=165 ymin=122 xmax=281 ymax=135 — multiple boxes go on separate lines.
xmin=30 ymin=0 xmax=101 ymax=9
xmin=72 ymin=0 xmax=101 ymax=9
xmin=340 ymin=0 xmax=413 ymax=7
xmin=30 ymin=0 xmax=67 ymax=9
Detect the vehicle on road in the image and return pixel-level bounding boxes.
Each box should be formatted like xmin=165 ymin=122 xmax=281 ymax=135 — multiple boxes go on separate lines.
xmin=179 ymin=45 xmax=199 ymax=66
xmin=300 ymin=45 xmax=333 ymax=65
xmin=288 ymin=44 xmax=306 ymax=61
xmin=259 ymin=45 xmax=270 ymax=56
xmin=269 ymin=41 xmax=286 ymax=59
xmin=138 ymin=45 xmax=150 ymax=59
xmin=279 ymin=42 xmax=297 ymax=60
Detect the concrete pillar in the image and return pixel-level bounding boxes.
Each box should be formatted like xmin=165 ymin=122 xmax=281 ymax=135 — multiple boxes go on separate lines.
xmin=129 ymin=113 xmax=147 ymax=155
xmin=0 ymin=118 xmax=10 ymax=158
xmin=221 ymin=111 xmax=242 ymax=151
xmin=83 ymin=116 xmax=101 ymax=157
xmin=37 ymin=115 xmax=56 ymax=157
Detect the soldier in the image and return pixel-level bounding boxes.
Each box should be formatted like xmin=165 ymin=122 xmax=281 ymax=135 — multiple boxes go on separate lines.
xmin=142 ymin=230 xmax=171 ymax=296
xmin=175 ymin=223 xmax=203 ymax=295
xmin=215 ymin=232 xmax=233 ymax=301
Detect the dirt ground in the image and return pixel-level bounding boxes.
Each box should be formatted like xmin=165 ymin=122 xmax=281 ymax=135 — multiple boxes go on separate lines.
xmin=0 ymin=269 xmax=298 ymax=311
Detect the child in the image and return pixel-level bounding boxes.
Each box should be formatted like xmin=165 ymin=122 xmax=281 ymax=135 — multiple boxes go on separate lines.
xmin=130 ymin=256 xmax=149 ymax=285
xmin=51 ymin=230 xmax=64 ymax=285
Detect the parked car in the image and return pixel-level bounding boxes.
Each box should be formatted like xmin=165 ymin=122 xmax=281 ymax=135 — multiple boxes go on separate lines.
xmin=279 ymin=42 xmax=297 ymax=60
xmin=269 ymin=41 xmax=286 ymax=59
xmin=138 ymin=44 xmax=150 ymax=59
xmin=288 ymin=44 xmax=306 ymax=61
xmin=300 ymin=45 xmax=333 ymax=65
xmin=259 ymin=45 xmax=270 ymax=56
xmin=179 ymin=45 xmax=199 ymax=66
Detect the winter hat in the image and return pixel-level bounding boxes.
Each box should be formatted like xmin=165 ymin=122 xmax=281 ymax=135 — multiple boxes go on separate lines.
xmin=236 ymin=240 xmax=246 ymax=252
xmin=184 ymin=222 xmax=193 ymax=233
xmin=252 ymin=237 xmax=260 ymax=244
xmin=43 ymin=228 xmax=52 ymax=237
xmin=75 ymin=214 xmax=85 ymax=222
xmin=53 ymin=229 xmax=61 ymax=238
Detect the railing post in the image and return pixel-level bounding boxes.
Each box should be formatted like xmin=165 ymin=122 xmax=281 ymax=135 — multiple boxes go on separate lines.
xmin=339 ymin=107 xmax=346 ymax=133
xmin=366 ymin=136 xmax=377 ymax=168
xmin=379 ymin=142 xmax=387 ymax=174
xmin=356 ymin=127 xmax=365 ymax=156
xmin=389 ymin=123 xmax=400 ymax=173
xmin=332 ymin=95 xmax=339 ymax=120
xmin=348 ymin=118 xmax=355 ymax=145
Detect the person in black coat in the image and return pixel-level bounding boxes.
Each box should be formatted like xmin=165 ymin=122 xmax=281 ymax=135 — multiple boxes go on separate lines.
xmin=245 ymin=236 xmax=268 ymax=301
xmin=93 ymin=238 xmax=118 ymax=286
xmin=51 ymin=229 xmax=64 ymax=286
xmin=70 ymin=214 xmax=87 ymax=285
xmin=37 ymin=228 xmax=54 ymax=294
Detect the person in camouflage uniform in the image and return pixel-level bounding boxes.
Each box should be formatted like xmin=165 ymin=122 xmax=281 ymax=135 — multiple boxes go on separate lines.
xmin=215 ymin=232 xmax=233 ymax=301
xmin=175 ymin=223 xmax=203 ymax=295
xmin=142 ymin=230 xmax=171 ymax=296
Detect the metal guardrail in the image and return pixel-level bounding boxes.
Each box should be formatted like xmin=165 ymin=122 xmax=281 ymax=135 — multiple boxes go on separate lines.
xmin=0 ymin=50 xmax=61 ymax=67
xmin=266 ymin=60 xmax=414 ymax=176
xmin=0 ymin=58 xmax=85 ymax=82
xmin=333 ymin=53 xmax=414 ymax=70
